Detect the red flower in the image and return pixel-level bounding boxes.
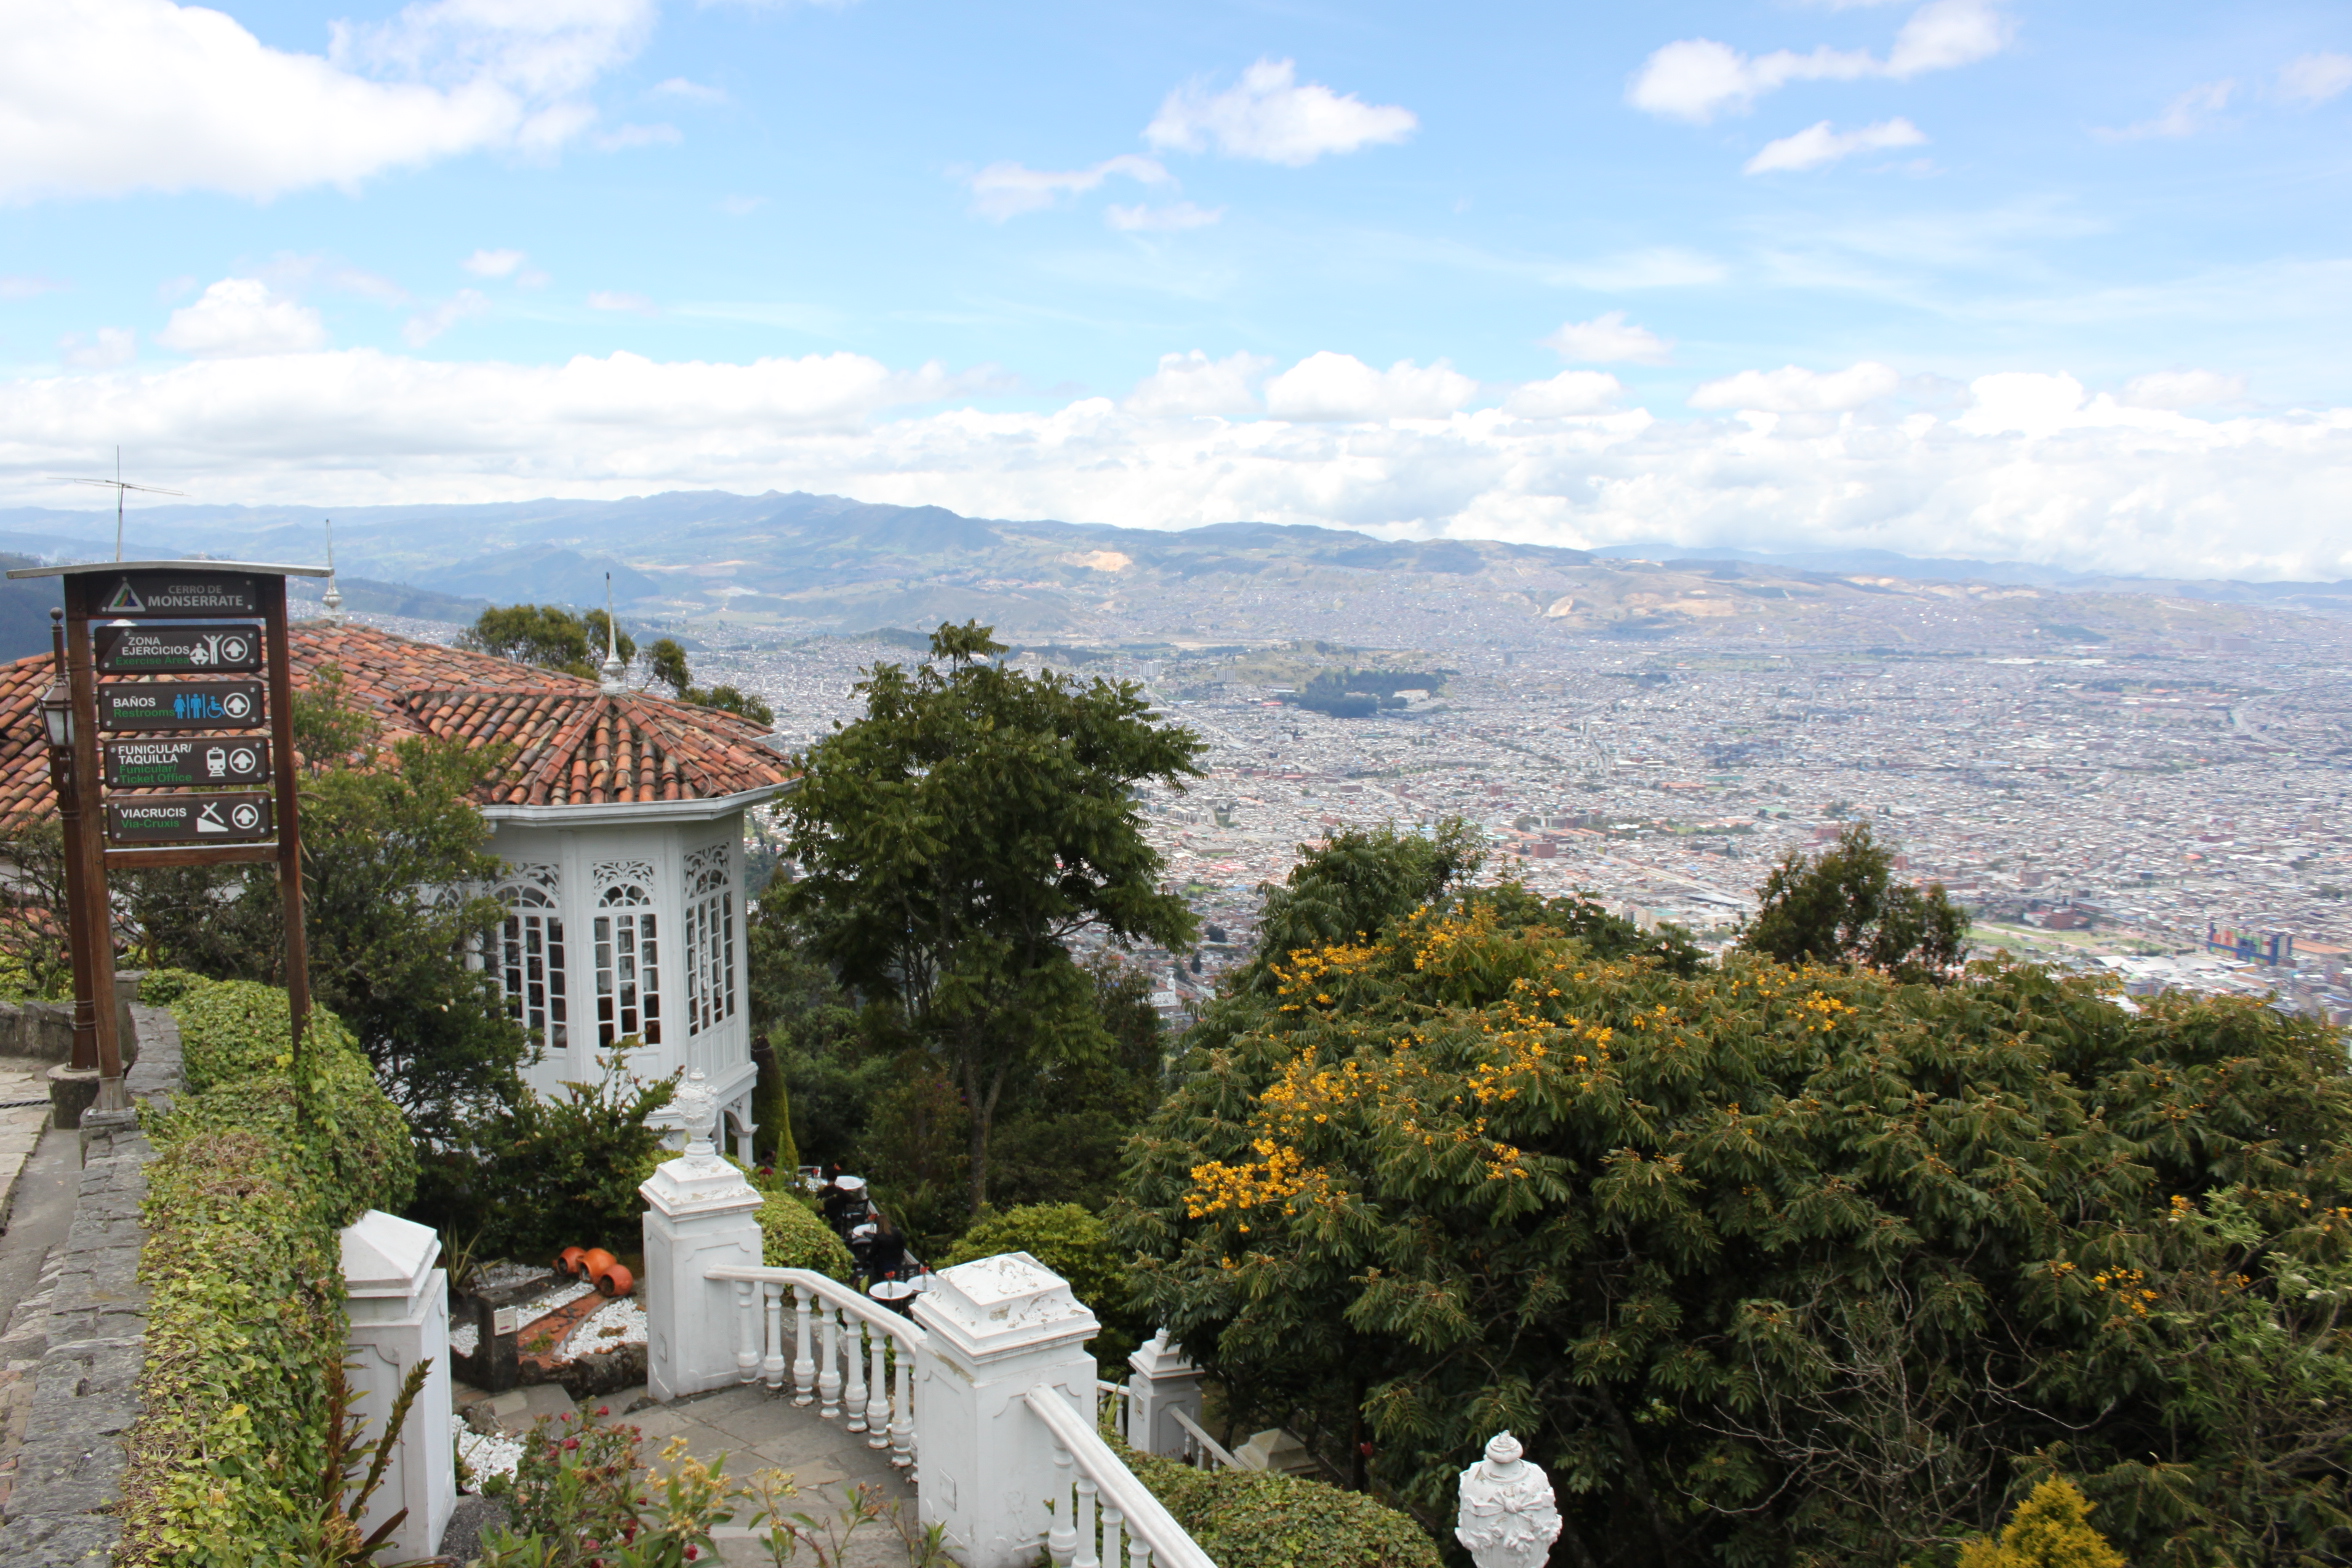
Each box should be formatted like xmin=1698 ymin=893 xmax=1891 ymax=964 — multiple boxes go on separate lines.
xmin=595 ymin=1405 xmax=610 ymax=1416
xmin=686 ymin=1549 xmax=699 ymax=1561
xmin=564 ymin=1437 xmax=581 ymax=1450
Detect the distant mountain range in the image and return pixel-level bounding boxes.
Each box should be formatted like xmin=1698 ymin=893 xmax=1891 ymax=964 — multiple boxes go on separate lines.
xmin=0 ymin=491 xmax=2342 ymax=652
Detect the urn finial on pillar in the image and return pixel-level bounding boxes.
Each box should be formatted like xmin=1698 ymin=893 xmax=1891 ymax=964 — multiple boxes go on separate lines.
xmin=1456 ymin=1431 xmax=1563 ymax=1568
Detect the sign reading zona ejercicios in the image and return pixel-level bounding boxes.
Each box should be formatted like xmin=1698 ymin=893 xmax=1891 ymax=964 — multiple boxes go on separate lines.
xmin=90 ymin=571 xmax=261 ymax=618
xmin=94 ymin=622 xmax=262 ymax=674
xmin=102 ymin=737 xmax=271 ymax=789
xmin=97 ymin=680 xmax=265 ymax=731
xmin=106 ymin=793 xmax=273 ymax=845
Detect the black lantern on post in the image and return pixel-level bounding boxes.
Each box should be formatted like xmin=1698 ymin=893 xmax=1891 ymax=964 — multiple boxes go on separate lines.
xmin=42 ymin=608 xmax=101 ymax=1083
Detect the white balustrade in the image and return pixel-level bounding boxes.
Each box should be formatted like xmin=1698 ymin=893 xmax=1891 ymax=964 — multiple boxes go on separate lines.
xmin=1168 ymin=1407 xmax=1240 ymax=1472
xmin=705 ymin=1265 xmax=924 ymax=1469
xmin=1028 ymin=1385 xmax=1213 ymax=1568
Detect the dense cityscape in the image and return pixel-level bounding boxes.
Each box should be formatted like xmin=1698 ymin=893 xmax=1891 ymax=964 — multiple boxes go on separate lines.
xmin=369 ymin=563 xmax=2352 ymax=1029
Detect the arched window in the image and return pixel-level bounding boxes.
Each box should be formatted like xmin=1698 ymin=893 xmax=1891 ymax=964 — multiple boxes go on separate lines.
xmin=495 ymin=873 xmax=567 ymax=1053
xmin=593 ymin=879 xmax=662 ymax=1047
xmin=682 ymin=844 xmax=736 ymax=1036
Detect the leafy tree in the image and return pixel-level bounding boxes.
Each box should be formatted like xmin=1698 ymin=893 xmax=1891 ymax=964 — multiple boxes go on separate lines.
xmin=645 ymin=636 xmax=693 ymax=698
xmin=0 ymin=819 xmax=73 ymax=997
xmin=782 ymin=620 xmax=1204 ymax=1213
xmin=127 ymin=735 xmax=531 ymax=1217
xmin=1112 ymin=892 xmax=2352 ymax=1567
xmin=640 ymin=633 xmax=776 ymax=726
xmin=1740 ymin=820 xmax=1966 ymax=980
xmin=1957 ymin=1478 xmax=2125 ymax=1568
xmin=291 ymin=661 xmax=379 ymax=769
xmin=457 ymin=604 xmax=634 ymax=679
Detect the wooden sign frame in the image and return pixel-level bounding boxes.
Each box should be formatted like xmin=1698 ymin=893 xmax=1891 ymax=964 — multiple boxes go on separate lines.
xmin=10 ymin=559 xmax=326 ymax=1102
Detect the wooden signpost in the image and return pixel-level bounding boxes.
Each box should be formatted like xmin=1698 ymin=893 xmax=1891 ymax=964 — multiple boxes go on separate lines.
xmin=7 ymin=559 xmax=329 ymax=1112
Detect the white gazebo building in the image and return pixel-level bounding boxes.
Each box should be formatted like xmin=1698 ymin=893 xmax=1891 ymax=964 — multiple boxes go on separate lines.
xmin=285 ymin=623 xmax=797 ymax=1158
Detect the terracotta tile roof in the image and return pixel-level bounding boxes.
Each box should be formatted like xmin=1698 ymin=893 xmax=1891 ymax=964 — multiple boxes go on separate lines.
xmin=0 ymin=622 xmax=795 ymax=826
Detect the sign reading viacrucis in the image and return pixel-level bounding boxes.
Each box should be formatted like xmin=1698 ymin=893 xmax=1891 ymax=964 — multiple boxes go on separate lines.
xmin=106 ymin=793 xmax=274 ymax=844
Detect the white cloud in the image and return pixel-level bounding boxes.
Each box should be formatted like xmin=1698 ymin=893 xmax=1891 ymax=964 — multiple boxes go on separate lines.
xmin=1145 ymin=58 xmax=1417 ymax=166
xmin=967 ymin=155 xmax=1169 ymax=221
xmin=1555 ymin=248 xmax=1729 ymax=290
xmin=60 ymin=328 xmax=136 ymax=370
xmin=652 ymin=77 xmax=728 ymax=104
xmin=155 ymin=278 xmax=330 ymax=357
xmin=465 ymin=249 xmax=529 ymax=279
xmin=1 ymin=276 xmax=66 ymax=300
xmin=3 ymin=0 xmax=655 ymax=202
xmin=1105 ymin=201 xmax=1225 ymax=232
xmin=2096 ymin=80 xmax=2234 ymax=141
xmin=1629 ymin=0 xmax=2009 ymax=123
xmin=587 ymin=290 xmax=657 ymax=314
xmin=1503 ymin=371 xmax=1625 ymax=418
xmin=2279 ymin=52 xmax=2352 ymax=105
xmin=404 ymin=289 xmax=491 ymax=346
xmin=593 ymin=122 xmax=681 ymax=150
xmin=1745 ymin=117 xmax=1926 ymax=173
xmin=5 ymin=350 xmax=2351 ymax=581
xmin=1124 ymin=350 xmax=1272 ymax=417
xmin=1690 ymin=361 xmax=1900 ymax=411
xmin=1263 ymin=352 xmax=1478 ymax=421
xmin=2120 ymin=369 xmax=2248 ymax=410
xmin=1542 ymin=312 xmax=1672 ymax=364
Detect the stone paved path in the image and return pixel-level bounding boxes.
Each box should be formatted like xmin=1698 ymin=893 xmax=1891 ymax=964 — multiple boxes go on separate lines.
xmin=455 ymin=1378 xmax=917 ymax=1567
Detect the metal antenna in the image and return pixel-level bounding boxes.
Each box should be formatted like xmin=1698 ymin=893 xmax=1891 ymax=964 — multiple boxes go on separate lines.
xmin=45 ymin=447 xmax=186 ymax=560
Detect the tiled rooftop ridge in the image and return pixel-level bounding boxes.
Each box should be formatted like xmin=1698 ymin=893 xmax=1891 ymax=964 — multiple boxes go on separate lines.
xmin=0 ymin=622 xmax=794 ymax=825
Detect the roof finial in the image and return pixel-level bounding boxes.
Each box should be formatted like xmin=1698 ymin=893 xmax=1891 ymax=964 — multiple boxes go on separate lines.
xmin=320 ymin=518 xmax=346 ymax=625
xmin=599 ymin=570 xmax=626 ymax=694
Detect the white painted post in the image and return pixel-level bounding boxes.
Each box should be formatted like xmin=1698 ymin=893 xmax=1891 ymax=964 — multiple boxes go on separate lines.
xmin=640 ymin=1069 xmax=765 ymax=1402
xmin=1124 ymin=1330 xmax=1206 ymax=1459
xmin=340 ymin=1209 xmax=455 ymax=1565
xmin=912 ymin=1251 xmax=1103 ymax=1568
xmin=1456 ymin=1432 xmax=1563 ymax=1568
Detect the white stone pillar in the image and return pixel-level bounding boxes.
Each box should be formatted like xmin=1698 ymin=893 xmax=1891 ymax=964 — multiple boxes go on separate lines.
xmin=340 ymin=1209 xmax=456 ymax=1566
xmin=1456 ymin=1431 xmax=1563 ymax=1568
xmin=641 ymin=1068 xmax=765 ymax=1403
xmin=1124 ymin=1330 xmax=1206 ymax=1459
xmin=911 ymin=1251 xmax=1102 ymax=1568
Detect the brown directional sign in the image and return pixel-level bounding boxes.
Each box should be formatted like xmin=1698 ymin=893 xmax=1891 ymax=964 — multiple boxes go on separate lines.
xmin=106 ymin=792 xmax=274 ymax=845
xmin=97 ymin=680 xmax=265 ymax=731
xmin=103 ymin=737 xmax=271 ymax=789
xmin=95 ymin=622 xmax=262 ymax=674
xmin=89 ymin=571 xmax=261 ymax=618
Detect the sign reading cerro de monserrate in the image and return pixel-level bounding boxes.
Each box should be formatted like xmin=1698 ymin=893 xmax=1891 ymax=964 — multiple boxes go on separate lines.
xmin=97 ymin=680 xmax=266 ymax=731
xmin=94 ymin=622 xmax=262 ymax=674
xmin=106 ymin=793 xmax=274 ymax=844
xmin=90 ymin=571 xmax=262 ymax=618
xmin=103 ymin=737 xmax=271 ymax=789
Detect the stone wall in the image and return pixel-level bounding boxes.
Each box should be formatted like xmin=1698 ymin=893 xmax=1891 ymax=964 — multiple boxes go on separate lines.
xmin=0 ymin=1002 xmax=182 ymax=1565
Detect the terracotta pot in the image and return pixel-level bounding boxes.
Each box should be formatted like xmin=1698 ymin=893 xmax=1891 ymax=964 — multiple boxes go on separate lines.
xmin=593 ymin=1263 xmax=635 ymax=1298
xmin=580 ymin=1248 xmax=618 ymax=1282
xmin=555 ymin=1246 xmax=588 ymax=1278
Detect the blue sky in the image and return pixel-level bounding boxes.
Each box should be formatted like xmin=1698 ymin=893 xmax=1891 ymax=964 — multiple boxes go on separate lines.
xmin=3 ymin=1 xmax=2350 ymax=577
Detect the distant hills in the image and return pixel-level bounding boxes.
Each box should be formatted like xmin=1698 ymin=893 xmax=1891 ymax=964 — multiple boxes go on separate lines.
xmin=0 ymin=491 xmax=2342 ymax=653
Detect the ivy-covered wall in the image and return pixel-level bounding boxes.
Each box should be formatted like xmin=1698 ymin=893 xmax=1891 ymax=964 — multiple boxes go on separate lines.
xmin=111 ymin=974 xmax=414 ymax=1568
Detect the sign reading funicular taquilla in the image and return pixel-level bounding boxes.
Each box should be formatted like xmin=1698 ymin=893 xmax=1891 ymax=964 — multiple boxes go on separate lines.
xmin=91 ymin=571 xmax=262 ymax=618
xmin=103 ymin=738 xmax=270 ymax=789
xmin=95 ymin=622 xmax=261 ymax=674
xmin=97 ymin=680 xmax=265 ymax=732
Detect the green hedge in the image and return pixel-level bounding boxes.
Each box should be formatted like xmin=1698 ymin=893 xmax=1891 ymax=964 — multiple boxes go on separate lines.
xmin=1126 ymin=1447 xmax=1441 ymax=1568
xmin=759 ymin=1189 xmax=855 ymax=1280
xmin=114 ymin=978 xmax=415 ymax=1565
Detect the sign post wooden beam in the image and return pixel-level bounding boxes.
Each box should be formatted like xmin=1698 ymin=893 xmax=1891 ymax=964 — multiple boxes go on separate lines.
xmin=60 ymin=574 xmax=127 ymax=1112
xmin=262 ymin=575 xmax=310 ymax=1051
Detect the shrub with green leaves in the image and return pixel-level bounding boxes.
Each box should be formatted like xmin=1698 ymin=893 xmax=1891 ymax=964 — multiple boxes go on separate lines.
xmin=1125 ymin=1446 xmax=1439 ymax=1568
xmin=759 ymin=1190 xmax=855 ymax=1280
xmin=113 ymin=977 xmax=415 ymax=1566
